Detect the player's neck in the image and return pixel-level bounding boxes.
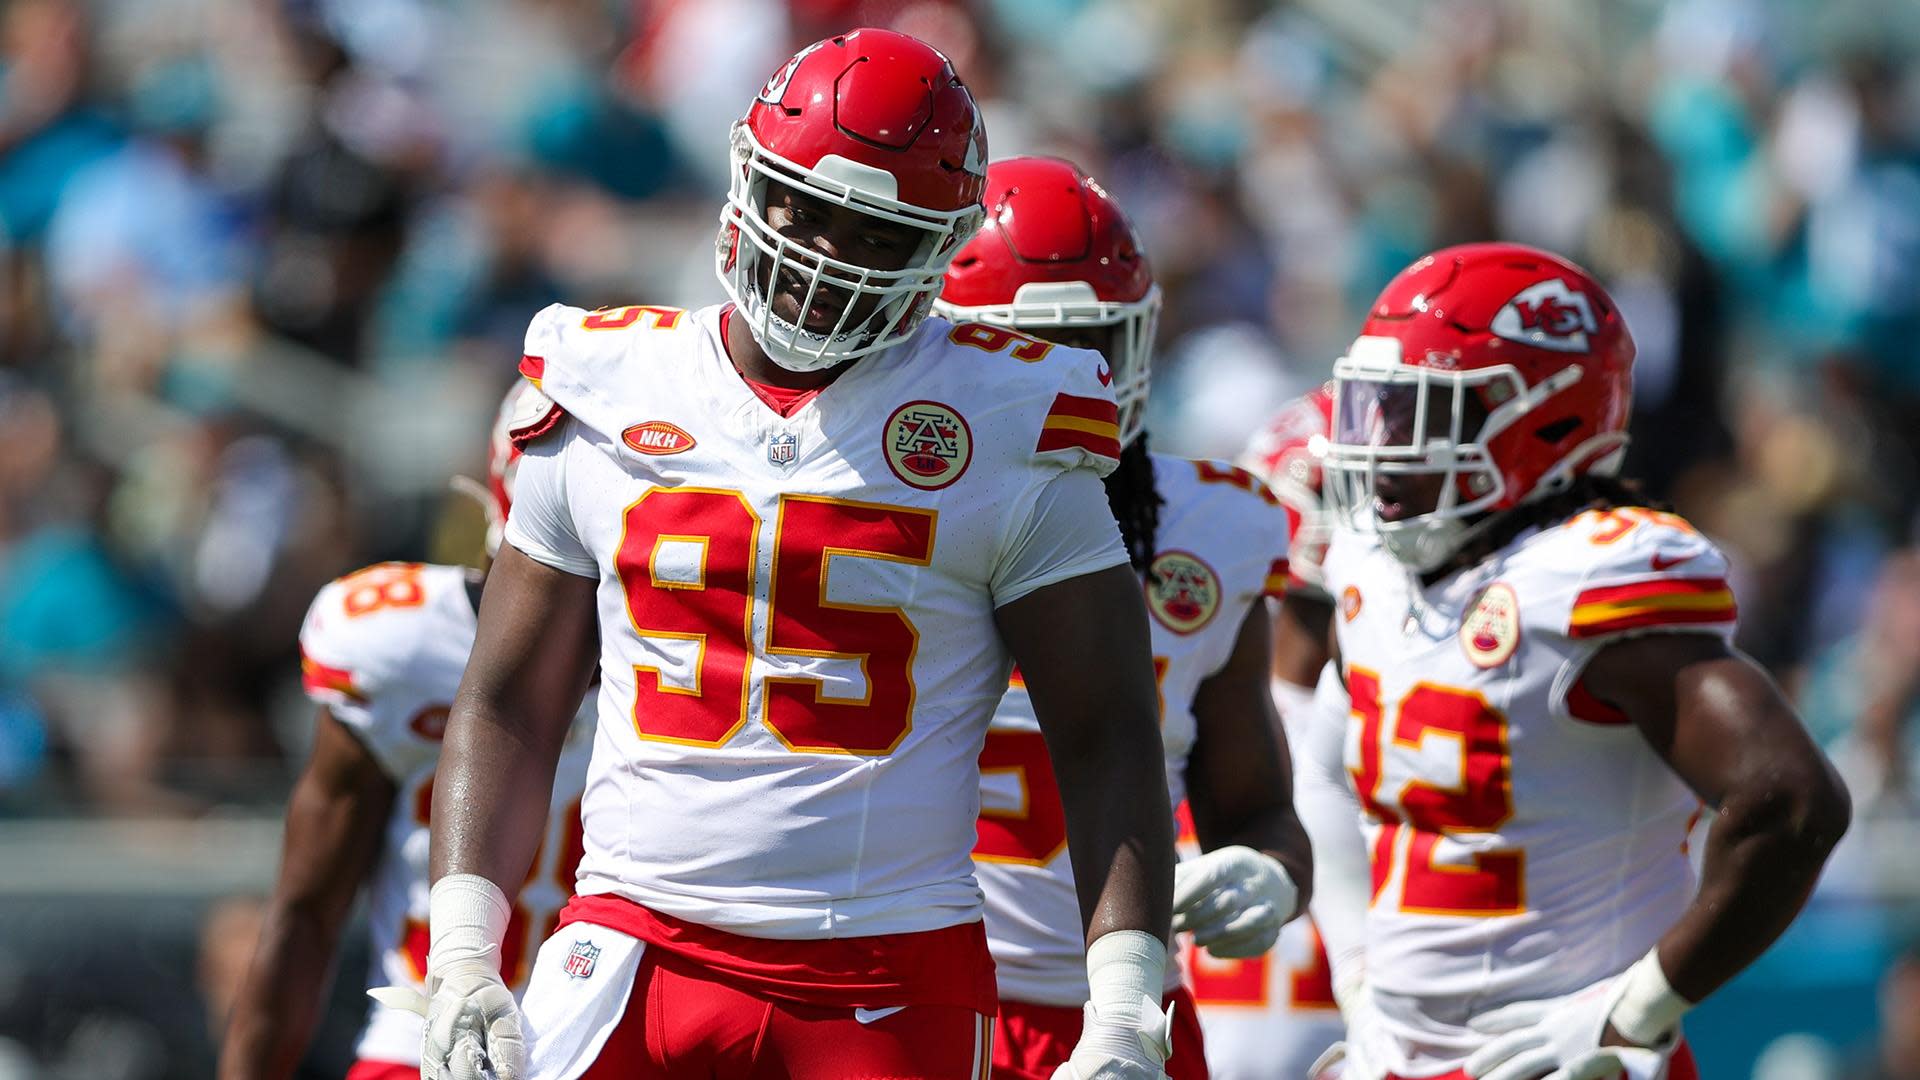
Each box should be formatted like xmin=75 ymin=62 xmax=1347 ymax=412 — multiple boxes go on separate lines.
xmin=724 ymin=310 xmax=854 ymax=391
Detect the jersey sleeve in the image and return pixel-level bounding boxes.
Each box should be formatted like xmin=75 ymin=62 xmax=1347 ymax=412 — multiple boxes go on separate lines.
xmin=517 ymin=301 xmax=690 ymax=445
xmin=989 ymin=466 xmax=1130 ymax=607
xmin=502 ymin=416 xmax=598 ymax=578
xmin=1030 ymin=344 xmax=1124 ymax=478
xmin=297 ymin=568 xmax=428 ymax=779
xmin=1554 ymin=511 xmax=1738 ymax=645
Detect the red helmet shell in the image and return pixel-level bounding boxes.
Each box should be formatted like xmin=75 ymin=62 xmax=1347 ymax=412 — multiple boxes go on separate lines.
xmin=1359 ymin=242 xmax=1635 ymax=509
xmin=940 ymin=156 xmax=1152 ymax=306
xmin=744 ymin=27 xmax=985 ymax=214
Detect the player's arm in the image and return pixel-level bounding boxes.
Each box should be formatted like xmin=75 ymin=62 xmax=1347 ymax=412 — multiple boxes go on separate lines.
xmin=422 ymin=416 xmax=599 ymax=1080
xmin=1179 ymin=605 xmax=1313 ymax=957
xmin=997 ymin=563 xmax=1174 ymax=945
xmin=432 ymin=543 xmax=599 ymax=893
xmin=220 ymin=709 xmax=395 ymax=1080
xmin=996 ymin=560 xmax=1178 ymax=1076
xmin=1271 ymin=589 xmax=1334 ymax=690
xmin=1581 ymin=634 xmax=1850 ymax=1044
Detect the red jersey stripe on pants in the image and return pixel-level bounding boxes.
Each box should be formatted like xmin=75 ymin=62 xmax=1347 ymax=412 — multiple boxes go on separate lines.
xmin=990 ymin=989 xmax=1208 ymax=1080
xmin=344 ymin=1060 xmax=419 ymax=1080
xmin=1382 ymin=1041 xmax=1699 ymax=1080
xmin=579 ymin=945 xmax=993 ymax=1079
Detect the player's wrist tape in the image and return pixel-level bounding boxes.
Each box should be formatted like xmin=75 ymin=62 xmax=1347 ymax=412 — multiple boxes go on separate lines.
xmin=1085 ymin=930 xmax=1167 ymax=1016
xmin=427 ymin=874 xmax=511 ymax=973
xmin=1608 ymin=948 xmax=1692 ymax=1046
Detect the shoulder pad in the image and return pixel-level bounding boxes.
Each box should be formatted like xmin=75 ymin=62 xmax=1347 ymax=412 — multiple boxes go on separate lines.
xmin=519 ymin=302 xmax=693 ymax=443
xmin=298 ymin=562 xmax=456 ymax=708
xmin=1026 ymin=342 xmax=1122 ymax=477
xmin=1539 ymin=509 xmax=1736 ymax=642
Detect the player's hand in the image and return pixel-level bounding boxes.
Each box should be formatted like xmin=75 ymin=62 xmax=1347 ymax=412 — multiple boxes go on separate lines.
xmin=1049 ymin=994 xmax=1174 ymax=1079
xmin=1463 ymin=977 xmax=1674 ymax=1080
xmin=1306 ymin=1036 xmax=1383 ymax=1080
xmin=1171 ymin=845 xmax=1297 ymax=959
xmin=422 ymin=958 xmax=525 ymax=1080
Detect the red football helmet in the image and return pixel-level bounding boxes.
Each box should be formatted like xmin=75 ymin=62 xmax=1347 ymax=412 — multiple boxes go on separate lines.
xmin=1323 ymin=242 xmax=1635 ymax=571
xmin=933 ymin=156 xmax=1160 ymax=445
xmin=1239 ymin=383 xmax=1335 ymax=588
xmin=453 ymin=380 xmax=547 ymax=558
xmin=718 ymin=28 xmax=988 ymax=372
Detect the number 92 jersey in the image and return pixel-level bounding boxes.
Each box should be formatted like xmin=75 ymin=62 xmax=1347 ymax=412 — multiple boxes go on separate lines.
xmin=1323 ymin=508 xmax=1736 ymax=1075
xmin=502 ymin=303 xmax=1130 ymax=940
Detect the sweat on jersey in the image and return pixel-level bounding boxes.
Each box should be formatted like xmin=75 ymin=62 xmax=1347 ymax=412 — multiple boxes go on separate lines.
xmin=297 ymin=562 xmax=594 ymax=1067
xmin=498 ymin=302 xmax=1132 ymax=1009
xmin=1320 ymin=508 xmax=1736 ymax=1076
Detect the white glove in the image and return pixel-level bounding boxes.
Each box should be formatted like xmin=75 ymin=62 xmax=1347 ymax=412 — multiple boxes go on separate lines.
xmin=1463 ymin=973 xmax=1676 ymax=1080
xmin=1307 ymin=975 xmax=1384 ymax=1080
xmin=1051 ymin=931 xmax=1173 ymax=1080
xmin=420 ymin=875 xmax=526 ymax=1080
xmin=1306 ymin=1037 xmax=1382 ymax=1080
xmin=1171 ymin=846 xmax=1297 ymax=959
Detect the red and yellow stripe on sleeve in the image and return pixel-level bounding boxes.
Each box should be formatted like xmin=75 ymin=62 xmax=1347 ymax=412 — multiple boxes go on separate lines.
xmin=1263 ymin=556 xmax=1290 ymax=598
xmin=1567 ymin=577 xmax=1736 ymax=638
xmin=518 ymin=353 xmax=545 ymax=388
xmin=1035 ymin=393 xmax=1121 ymax=463
xmin=300 ymin=651 xmax=366 ymax=703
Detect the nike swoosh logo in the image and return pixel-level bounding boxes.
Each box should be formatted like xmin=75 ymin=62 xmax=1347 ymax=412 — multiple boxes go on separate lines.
xmin=1096 ymin=364 xmax=1113 ymax=387
xmin=1650 ymin=552 xmax=1691 ymax=572
xmin=854 ymin=1006 xmax=907 ymax=1025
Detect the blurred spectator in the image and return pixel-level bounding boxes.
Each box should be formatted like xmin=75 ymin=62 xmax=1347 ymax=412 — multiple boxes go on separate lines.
xmin=1858 ymin=944 xmax=1920 ymax=1079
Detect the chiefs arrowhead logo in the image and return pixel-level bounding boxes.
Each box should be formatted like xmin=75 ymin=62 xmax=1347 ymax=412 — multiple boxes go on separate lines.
xmin=1490 ymin=279 xmax=1598 ymax=353
xmin=623 ymin=421 xmax=696 ymax=456
xmin=1095 ymin=364 xmax=1113 ymax=387
xmin=884 ymin=400 xmax=973 ymax=490
xmin=1340 ymin=585 xmax=1363 ymax=623
xmin=1146 ymin=551 xmax=1221 ymax=634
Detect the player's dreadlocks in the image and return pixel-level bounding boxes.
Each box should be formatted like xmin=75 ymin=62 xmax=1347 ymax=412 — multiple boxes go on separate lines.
xmin=1453 ymin=470 xmax=1665 ymax=576
xmin=1105 ymin=433 xmax=1164 ymax=579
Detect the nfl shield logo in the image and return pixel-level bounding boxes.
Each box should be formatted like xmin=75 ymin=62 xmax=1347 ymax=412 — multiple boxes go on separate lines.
xmin=768 ymin=432 xmax=798 ymax=466
xmin=564 ymin=939 xmax=600 ymax=979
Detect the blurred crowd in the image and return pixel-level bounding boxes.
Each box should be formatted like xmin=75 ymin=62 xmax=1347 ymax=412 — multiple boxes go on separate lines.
xmin=3 ymin=0 xmax=1920 ymax=1071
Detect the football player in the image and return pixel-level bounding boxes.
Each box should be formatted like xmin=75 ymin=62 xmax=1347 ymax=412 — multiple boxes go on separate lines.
xmin=418 ymin=29 xmax=1178 ymax=1080
xmin=1147 ymin=387 xmax=1350 ymax=1079
xmin=1299 ymin=243 xmax=1850 ymax=1080
xmin=934 ymin=155 xmax=1313 ymax=1080
xmin=220 ymin=382 xmax=593 ymax=1080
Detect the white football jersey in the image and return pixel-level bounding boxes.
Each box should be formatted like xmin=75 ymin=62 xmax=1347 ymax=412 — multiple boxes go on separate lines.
xmin=298 ymin=562 xmax=595 ymax=1066
xmin=502 ymin=303 xmax=1130 ymax=939
xmin=973 ymin=455 xmax=1290 ymax=1007
xmin=1187 ymin=679 xmax=1346 ymax=1080
xmin=1322 ymin=508 xmax=1734 ymax=1074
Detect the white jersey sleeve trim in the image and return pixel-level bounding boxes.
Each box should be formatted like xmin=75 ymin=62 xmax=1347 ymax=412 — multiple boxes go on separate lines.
xmin=990 ymin=466 xmax=1130 ymax=608
xmin=502 ymin=417 xmax=599 ymax=578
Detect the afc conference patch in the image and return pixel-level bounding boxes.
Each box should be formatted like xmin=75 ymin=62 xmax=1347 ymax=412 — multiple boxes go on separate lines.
xmin=564 ymin=939 xmax=601 ymax=979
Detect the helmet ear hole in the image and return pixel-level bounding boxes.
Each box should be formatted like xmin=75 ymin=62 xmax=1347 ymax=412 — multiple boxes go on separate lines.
xmin=1535 ymin=417 xmax=1580 ymax=443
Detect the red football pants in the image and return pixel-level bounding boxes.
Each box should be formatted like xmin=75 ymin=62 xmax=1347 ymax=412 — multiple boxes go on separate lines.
xmin=344 ymin=1061 xmax=418 ymax=1080
xmin=1383 ymin=1041 xmax=1699 ymax=1080
xmin=990 ymin=989 xmax=1208 ymax=1080
xmin=579 ymin=946 xmax=993 ymax=1079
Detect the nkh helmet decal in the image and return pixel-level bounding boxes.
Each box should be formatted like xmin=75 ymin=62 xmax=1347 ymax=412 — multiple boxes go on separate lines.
xmin=717 ymin=28 xmax=987 ymax=373
xmin=934 ymin=156 xmax=1160 ymax=447
xmin=1239 ymin=383 xmax=1335 ymax=588
xmin=1323 ymin=242 xmax=1634 ymax=572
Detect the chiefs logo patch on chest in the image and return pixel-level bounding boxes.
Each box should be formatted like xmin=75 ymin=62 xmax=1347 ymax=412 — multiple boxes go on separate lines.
xmin=1460 ymin=582 xmax=1521 ymax=668
xmin=884 ymin=400 xmax=973 ymax=490
xmin=1146 ymin=550 xmax=1221 ymax=634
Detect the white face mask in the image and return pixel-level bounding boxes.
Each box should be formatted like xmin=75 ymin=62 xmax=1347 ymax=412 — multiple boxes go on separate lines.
xmin=716 ymin=124 xmax=982 ymax=372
